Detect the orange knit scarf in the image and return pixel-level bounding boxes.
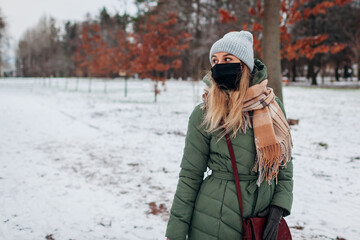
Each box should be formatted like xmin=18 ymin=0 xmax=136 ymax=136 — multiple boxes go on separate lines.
xmin=242 ymin=80 xmax=293 ymax=186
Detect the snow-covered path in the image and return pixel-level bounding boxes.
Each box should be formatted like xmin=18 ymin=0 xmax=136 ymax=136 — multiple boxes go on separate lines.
xmin=0 ymin=81 xmax=128 ymax=240
xmin=0 ymin=78 xmax=360 ymax=240
xmin=0 ymin=79 xmax=183 ymax=240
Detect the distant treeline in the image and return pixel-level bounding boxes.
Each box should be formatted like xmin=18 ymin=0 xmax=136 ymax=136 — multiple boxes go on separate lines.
xmin=15 ymin=0 xmax=360 ymax=84
xmin=0 ymin=7 xmax=9 ymax=76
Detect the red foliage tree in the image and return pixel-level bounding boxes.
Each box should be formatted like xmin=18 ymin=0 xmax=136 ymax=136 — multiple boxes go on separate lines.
xmin=132 ymin=13 xmax=191 ymax=102
xmin=108 ymin=29 xmax=134 ymax=77
xmin=72 ymin=12 xmax=191 ymax=100
xmin=74 ymin=23 xmax=112 ymax=77
xmin=107 ymin=28 xmax=137 ymax=97
xmin=246 ymin=0 xmax=351 ymax=61
xmin=218 ymin=9 xmax=237 ymax=24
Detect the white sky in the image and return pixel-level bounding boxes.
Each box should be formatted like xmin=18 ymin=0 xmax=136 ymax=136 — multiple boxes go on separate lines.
xmin=1 ymin=0 xmax=137 ymax=41
xmin=0 ymin=0 xmax=137 ymax=66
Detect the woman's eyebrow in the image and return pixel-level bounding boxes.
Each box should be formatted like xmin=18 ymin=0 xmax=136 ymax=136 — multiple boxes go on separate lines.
xmin=212 ymin=54 xmax=233 ymax=58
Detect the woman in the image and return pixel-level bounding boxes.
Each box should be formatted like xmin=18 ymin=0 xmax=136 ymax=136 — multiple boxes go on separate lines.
xmin=165 ymin=31 xmax=293 ymax=240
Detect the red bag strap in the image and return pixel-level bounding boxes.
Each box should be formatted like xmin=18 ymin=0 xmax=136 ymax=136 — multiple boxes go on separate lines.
xmin=224 ymin=132 xmax=244 ymax=216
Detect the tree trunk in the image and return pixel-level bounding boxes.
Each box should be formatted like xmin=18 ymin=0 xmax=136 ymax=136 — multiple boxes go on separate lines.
xmin=262 ymin=0 xmax=283 ymax=102
xmin=308 ymin=59 xmax=317 ymax=85
xmin=335 ymin=64 xmax=340 ymax=82
xmin=154 ymin=81 xmax=158 ymax=103
xmin=88 ymin=78 xmax=92 ymax=92
xmin=0 ymin=41 xmax=2 ymax=77
xmin=124 ymin=76 xmax=128 ymax=97
xmin=344 ymin=65 xmax=349 ymax=81
xmin=291 ymin=60 xmax=296 ymax=82
xmin=357 ymin=58 xmax=360 ymax=81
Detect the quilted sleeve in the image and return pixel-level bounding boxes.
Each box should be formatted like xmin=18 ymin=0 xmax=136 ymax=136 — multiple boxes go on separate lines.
xmin=165 ymin=103 xmax=210 ymax=240
xmin=271 ymin=97 xmax=293 ymax=216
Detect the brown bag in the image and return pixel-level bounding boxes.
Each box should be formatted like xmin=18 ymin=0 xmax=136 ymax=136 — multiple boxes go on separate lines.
xmin=224 ymin=133 xmax=292 ymax=240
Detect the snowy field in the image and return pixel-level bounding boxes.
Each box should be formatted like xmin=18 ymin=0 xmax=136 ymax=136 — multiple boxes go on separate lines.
xmin=0 ymin=78 xmax=359 ymax=240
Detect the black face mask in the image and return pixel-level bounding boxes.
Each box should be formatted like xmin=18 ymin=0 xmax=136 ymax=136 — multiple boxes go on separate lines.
xmin=211 ymin=63 xmax=242 ymax=90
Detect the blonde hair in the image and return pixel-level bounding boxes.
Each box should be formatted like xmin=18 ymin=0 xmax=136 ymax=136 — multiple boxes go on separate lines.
xmin=200 ymin=66 xmax=251 ymax=140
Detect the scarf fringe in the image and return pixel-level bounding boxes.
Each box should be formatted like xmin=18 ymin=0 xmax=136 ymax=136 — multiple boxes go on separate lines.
xmin=240 ymin=112 xmax=252 ymax=134
xmin=253 ymin=132 xmax=293 ymax=186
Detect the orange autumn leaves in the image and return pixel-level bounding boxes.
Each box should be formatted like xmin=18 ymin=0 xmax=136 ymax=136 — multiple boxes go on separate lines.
xmin=74 ymin=13 xmax=191 ymax=80
xmin=282 ymin=35 xmax=346 ymax=60
xmin=219 ymin=0 xmax=350 ymax=61
xmin=287 ymin=0 xmax=351 ymax=24
xmin=131 ymin=13 xmax=191 ymax=81
xmin=218 ymin=9 xmax=238 ymax=23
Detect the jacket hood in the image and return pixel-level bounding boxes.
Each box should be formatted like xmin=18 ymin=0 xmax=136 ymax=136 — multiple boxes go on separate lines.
xmin=202 ymin=58 xmax=267 ymax=89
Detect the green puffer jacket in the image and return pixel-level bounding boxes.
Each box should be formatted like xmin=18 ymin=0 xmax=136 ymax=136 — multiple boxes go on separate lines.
xmin=166 ymin=59 xmax=293 ymax=240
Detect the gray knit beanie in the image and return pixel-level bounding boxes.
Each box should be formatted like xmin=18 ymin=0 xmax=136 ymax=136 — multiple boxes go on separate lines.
xmin=209 ymin=31 xmax=254 ymax=71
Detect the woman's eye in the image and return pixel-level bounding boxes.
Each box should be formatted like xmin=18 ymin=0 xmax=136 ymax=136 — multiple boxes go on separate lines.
xmin=212 ymin=59 xmax=218 ymax=64
xmin=225 ymin=57 xmax=232 ymax=62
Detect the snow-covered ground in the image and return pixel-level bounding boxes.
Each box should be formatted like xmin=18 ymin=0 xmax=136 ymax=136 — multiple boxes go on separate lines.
xmin=0 ymin=78 xmax=359 ymax=240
